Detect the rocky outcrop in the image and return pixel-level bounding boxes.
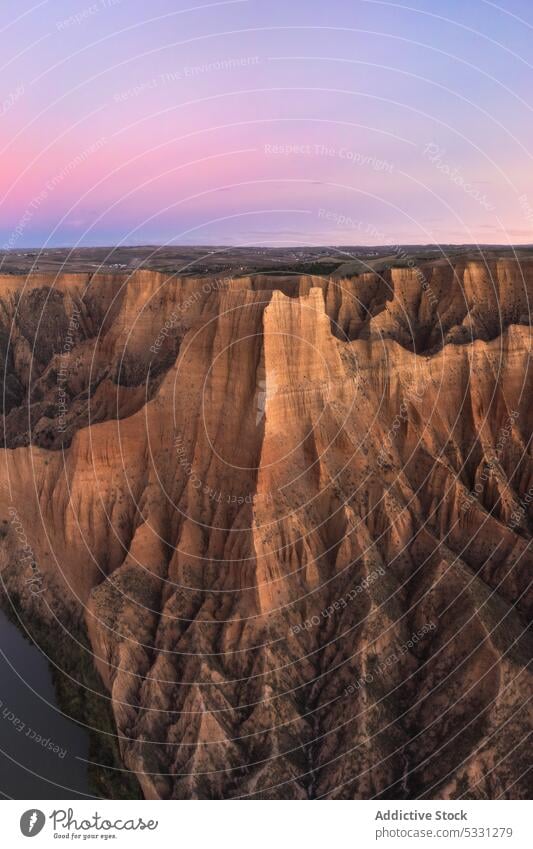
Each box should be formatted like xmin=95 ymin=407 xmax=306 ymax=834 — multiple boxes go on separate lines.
xmin=0 ymin=259 xmax=531 ymax=799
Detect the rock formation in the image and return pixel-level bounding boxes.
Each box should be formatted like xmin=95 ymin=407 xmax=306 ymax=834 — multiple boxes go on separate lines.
xmin=0 ymin=257 xmax=531 ymax=798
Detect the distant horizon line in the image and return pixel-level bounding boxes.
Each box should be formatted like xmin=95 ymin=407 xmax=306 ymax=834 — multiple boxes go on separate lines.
xmin=2 ymin=243 xmax=533 ymax=252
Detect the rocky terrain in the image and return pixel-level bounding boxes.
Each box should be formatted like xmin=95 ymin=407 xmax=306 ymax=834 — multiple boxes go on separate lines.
xmin=0 ymin=255 xmax=531 ymax=799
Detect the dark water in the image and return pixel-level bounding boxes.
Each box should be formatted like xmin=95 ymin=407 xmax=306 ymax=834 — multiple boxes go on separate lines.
xmin=0 ymin=607 xmax=92 ymax=799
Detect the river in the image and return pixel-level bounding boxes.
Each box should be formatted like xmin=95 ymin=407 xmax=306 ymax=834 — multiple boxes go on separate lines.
xmin=0 ymin=606 xmax=92 ymax=799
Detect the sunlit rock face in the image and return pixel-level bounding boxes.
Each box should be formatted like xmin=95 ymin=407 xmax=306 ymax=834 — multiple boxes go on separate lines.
xmin=1 ymin=259 xmax=532 ymax=799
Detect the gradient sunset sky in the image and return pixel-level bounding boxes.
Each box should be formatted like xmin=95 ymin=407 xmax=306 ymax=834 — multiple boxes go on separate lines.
xmin=1 ymin=0 xmax=532 ymax=248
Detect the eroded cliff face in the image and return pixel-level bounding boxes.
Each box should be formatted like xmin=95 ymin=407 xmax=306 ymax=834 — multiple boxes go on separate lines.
xmin=0 ymin=259 xmax=531 ymax=799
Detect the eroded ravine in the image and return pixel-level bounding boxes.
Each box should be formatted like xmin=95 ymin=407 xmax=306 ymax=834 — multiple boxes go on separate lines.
xmin=0 ymin=260 xmax=531 ymax=798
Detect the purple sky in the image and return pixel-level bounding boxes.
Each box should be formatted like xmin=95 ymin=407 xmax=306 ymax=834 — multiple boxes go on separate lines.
xmin=1 ymin=0 xmax=532 ymax=247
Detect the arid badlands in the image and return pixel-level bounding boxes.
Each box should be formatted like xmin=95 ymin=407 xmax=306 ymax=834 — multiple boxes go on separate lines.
xmin=0 ymin=252 xmax=531 ymax=798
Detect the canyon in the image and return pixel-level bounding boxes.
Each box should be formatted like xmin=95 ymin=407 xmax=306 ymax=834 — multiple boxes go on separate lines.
xmin=0 ymin=255 xmax=531 ymax=799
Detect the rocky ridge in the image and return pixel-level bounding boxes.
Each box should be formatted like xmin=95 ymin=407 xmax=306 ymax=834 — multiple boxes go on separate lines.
xmin=0 ymin=258 xmax=531 ymax=798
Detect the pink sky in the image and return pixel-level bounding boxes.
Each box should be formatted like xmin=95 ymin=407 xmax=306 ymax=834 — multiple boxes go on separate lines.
xmin=1 ymin=0 xmax=532 ymax=247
